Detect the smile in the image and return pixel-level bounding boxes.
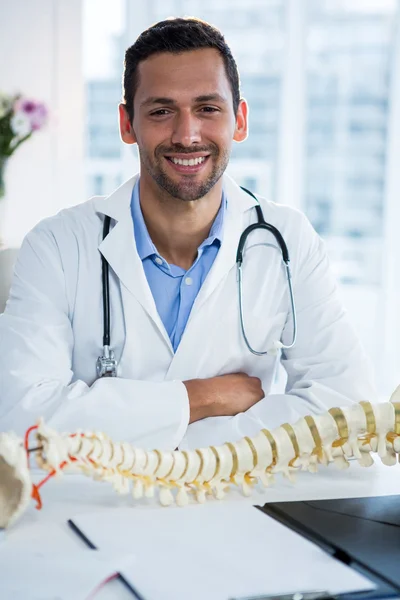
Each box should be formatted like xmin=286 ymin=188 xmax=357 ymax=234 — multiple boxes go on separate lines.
xmin=169 ymin=156 xmax=206 ymax=166
xmin=164 ymin=155 xmax=210 ymax=173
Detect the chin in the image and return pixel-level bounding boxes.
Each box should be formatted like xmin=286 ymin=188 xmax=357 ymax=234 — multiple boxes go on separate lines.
xmin=176 ymin=181 xmax=215 ymax=202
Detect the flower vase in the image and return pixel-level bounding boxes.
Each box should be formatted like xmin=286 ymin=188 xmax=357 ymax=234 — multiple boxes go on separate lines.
xmin=0 ymin=158 xmax=7 ymax=248
xmin=0 ymin=157 xmax=6 ymax=199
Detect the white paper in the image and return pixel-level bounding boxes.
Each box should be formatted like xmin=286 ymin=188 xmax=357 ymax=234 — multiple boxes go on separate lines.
xmin=72 ymin=502 xmax=376 ymax=600
xmin=0 ymin=546 xmax=135 ymax=600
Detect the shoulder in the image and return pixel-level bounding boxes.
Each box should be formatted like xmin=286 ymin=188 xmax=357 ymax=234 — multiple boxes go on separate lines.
xmin=246 ymin=194 xmax=329 ymax=286
xmin=17 ymin=197 xmax=105 ymax=283
xmin=253 ymin=194 xmax=322 ymax=256
xmin=255 ymin=194 xmax=310 ymax=228
xmin=29 ymin=197 xmax=102 ymax=235
xmin=22 ymin=196 xmax=105 ymax=260
xmin=226 ymin=174 xmax=323 ymax=264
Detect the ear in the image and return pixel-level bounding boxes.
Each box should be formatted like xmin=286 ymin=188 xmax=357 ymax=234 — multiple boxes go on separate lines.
xmin=233 ymin=99 xmax=248 ymax=143
xmin=119 ymin=104 xmax=137 ymax=144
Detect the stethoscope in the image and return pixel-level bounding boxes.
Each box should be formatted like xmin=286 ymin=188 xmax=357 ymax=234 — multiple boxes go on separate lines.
xmin=96 ymin=187 xmax=297 ymax=378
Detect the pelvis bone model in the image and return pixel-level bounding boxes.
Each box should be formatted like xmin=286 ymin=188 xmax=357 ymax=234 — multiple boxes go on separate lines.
xmin=2 ymin=389 xmax=400 ymax=529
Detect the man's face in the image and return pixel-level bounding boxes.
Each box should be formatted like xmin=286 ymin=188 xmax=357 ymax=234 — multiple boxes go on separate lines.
xmin=120 ymin=48 xmax=247 ymax=201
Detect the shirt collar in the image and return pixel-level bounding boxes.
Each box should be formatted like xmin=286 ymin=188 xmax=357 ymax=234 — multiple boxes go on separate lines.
xmin=200 ymin=190 xmax=226 ymax=249
xmin=131 ymin=178 xmax=158 ymax=260
xmin=131 ymin=177 xmax=226 ymax=261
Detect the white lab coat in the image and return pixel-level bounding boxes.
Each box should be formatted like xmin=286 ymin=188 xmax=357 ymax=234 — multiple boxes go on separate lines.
xmin=0 ymin=174 xmax=376 ymax=449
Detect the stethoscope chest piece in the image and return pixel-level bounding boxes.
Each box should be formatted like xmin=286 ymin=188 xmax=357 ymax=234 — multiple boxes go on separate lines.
xmin=97 ymin=214 xmax=118 ymax=378
xmin=96 ymin=345 xmax=117 ymax=378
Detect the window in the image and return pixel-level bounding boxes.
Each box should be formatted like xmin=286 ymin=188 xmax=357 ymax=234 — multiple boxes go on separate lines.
xmin=304 ymin=0 xmax=397 ymax=287
xmin=92 ymin=175 xmax=104 ymax=196
xmin=83 ymin=0 xmax=125 ymax=197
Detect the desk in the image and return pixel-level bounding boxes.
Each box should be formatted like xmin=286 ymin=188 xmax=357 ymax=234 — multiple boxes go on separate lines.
xmin=5 ymin=461 xmax=400 ymax=599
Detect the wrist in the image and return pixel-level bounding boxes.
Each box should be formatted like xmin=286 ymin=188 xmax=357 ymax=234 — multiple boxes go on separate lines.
xmin=183 ymin=378 xmax=213 ymax=424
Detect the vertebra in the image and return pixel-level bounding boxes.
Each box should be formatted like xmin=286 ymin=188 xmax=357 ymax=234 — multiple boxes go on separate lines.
xmin=1 ymin=398 xmax=400 ymax=528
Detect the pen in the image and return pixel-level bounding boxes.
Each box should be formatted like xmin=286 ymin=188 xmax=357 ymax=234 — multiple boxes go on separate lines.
xmin=68 ymin=518 xmax=146 ymax=600
xmin=229 ymin=593 xmax=333 ymax=600
xmin=229 ymin=591 xmax=398 ymax=600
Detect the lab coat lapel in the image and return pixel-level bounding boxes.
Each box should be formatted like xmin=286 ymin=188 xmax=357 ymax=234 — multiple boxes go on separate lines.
xmin=189 ymin=175 xmax=258 ymax=314
xmin=94 ymin=176 xmax=172 ymax=350
xmin=166 ymin=176 xmax=258 ymax=377
xmin=93 ymin=174 xmax=258 ymax=359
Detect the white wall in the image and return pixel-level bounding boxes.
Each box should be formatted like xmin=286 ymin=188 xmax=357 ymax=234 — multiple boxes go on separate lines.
xmin=0 ymin=0 xmax=85 ymax=246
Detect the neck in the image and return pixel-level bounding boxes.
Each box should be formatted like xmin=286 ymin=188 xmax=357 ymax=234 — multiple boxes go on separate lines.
xmin=138 ymin=174 xmax=223 ymax=270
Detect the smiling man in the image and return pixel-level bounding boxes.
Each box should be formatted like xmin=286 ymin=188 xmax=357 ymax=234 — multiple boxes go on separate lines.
xmin=0 ymin=18 xmax=376 ymax=449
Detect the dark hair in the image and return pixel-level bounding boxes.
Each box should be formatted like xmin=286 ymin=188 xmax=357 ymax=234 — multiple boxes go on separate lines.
xmin=122 ymin=17 xmax=241 ymax=123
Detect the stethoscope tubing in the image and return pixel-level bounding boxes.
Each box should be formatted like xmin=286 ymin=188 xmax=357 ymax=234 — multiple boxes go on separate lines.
xmin=98 ymin=187 xmax=298 ymax=374
xmin=237 ymin=187 xmax=297 ymax=355
xmin=101 ymin=215 xmax=111 ymax=348
xmin=237 ymin=261 xmax=297 ymax=356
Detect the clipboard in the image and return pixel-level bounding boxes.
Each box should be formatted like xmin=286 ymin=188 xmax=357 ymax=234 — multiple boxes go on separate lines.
xmin=68 ymin=519 xmax=146 ymax=600
xmin=67 ymin=503 xmax=377 ymax=600
xmin=258 ymin=495 xmax=400 ymax=600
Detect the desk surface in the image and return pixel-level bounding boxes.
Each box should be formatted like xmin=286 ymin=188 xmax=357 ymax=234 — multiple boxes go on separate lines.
xmin=5 ymin=460 xmax=400 ymax=599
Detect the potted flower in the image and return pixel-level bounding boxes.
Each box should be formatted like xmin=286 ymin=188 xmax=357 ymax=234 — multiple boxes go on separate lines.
xmin=0 ymin=93 xmax=48 ymax=198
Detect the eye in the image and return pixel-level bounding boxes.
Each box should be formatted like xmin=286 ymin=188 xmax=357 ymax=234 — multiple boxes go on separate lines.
xmin=200 ymin=106 xmax=220 ymax=113
xmin=150 ymin=109 xmax=171 ymax=116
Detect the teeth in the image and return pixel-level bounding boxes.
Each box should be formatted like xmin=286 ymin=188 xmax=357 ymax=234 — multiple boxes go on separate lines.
xmin=170 ymin=156 xmax=206 ymax=166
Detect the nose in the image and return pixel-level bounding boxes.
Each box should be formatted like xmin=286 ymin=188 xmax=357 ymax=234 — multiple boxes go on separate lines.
xmin=171 ymin=110 xmax=201 ymax=147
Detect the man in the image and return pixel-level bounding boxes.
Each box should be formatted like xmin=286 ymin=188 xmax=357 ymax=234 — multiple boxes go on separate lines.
xmin=0 ymin=18 xmax=375 ymax=450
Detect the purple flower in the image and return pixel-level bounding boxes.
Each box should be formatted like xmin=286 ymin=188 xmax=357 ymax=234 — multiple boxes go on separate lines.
xmin=14 ymin=97 xmax=48 ymax=131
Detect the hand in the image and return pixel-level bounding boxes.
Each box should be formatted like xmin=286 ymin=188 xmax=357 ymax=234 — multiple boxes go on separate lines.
xmin=183 ymin=373 xmax=265 ymax=424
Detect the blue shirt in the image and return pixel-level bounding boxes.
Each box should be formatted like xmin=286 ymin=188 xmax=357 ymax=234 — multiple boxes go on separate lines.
xmin=131 ymin=179 xmax=226 ymax=352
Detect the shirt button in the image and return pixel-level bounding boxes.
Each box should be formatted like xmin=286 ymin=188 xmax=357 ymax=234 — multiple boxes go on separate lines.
xmin=155 ymin=257 xmax=163 ymax=265
xmin=185 ymin=277 xmax=193 ymax=286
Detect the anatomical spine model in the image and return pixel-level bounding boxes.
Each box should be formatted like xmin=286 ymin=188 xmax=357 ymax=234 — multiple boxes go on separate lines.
xmin=1 ymin=391 xmax=400 ymax=529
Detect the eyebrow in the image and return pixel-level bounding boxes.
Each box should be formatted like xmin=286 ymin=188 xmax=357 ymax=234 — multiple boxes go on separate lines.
xmin=140 ymin=93 xmax=228 ymax=108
